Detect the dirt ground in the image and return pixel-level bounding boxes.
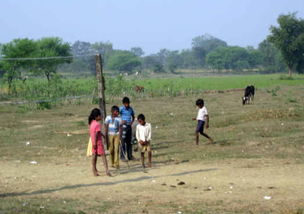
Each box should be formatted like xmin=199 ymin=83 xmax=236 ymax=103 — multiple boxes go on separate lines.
xmin=1 ymin=158 xmax=303 ymax=213
xmin=0 ymin=86 xmax=304 ymax=213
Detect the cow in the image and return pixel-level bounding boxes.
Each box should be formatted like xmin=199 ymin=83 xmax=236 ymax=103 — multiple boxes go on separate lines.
xmin=134 ymin=85 xmax=145 ymax=93
xmin=242 ymin=85 xmax=255 ymax=105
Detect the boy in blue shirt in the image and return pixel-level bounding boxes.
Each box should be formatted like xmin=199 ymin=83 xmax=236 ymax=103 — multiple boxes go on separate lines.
xmin=120 ymin=97 xmax=135 ymax=161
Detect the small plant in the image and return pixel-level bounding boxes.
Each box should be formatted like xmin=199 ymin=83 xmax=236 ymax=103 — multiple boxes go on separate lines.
xmin=36 ymin=101 xmax=52 ymax=110
xmin=266 ymin=86 xmax=280 ymax=96
xmin=287 ymin=97 xmax=297 ymax=103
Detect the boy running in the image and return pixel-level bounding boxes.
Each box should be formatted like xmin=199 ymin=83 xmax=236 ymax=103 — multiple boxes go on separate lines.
xmin=192 ymin=99 xmax=214 ymax=145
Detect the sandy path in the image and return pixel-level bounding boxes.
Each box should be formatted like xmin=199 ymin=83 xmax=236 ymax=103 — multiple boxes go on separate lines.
xmin=1 ymin=158 xmax=303 ymax=213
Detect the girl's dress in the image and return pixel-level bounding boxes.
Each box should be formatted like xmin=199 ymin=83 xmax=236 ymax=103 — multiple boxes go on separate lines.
xmin=89 ymin=120 xmax=105 ymax=155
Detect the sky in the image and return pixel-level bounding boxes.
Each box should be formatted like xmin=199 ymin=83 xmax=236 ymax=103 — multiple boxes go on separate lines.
xmin=1 ymin=0 xmax=304 ymax=55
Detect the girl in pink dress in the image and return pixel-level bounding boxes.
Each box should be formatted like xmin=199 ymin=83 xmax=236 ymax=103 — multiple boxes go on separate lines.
xmin=88 ymin=108 xmax=111 ymax=177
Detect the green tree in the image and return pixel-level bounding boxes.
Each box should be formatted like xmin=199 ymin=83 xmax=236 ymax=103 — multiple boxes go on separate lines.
xmin=34 ymin=37 xmax=72 ymax=81
xmin=130 ymin=47 xmax=144 ymax=57
xmin=107 ymin=50 xmax=141 ymax=73
xmin=192 ymin=34 xmax=227 ymax=67
xmin=1 ymin=38 xmax=37 ymax=92
xmin=91 ymin=42 xmax=113 ymax=68
xmin=142 ymin=54 xmax=165 ymax=73
xmin=268 ymin=13 xmax=304 ymax=76
xmin=206 ymin=46 xmax=252 ymax=71
xmin=166 ymin=50 xmax=183 ymax=73
xmin=258 ymin=39 xmax=286 ymax=72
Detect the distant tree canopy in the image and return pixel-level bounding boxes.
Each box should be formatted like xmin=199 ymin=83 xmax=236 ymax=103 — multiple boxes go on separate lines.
xmin=191 ymin=34 xmax=227 ymax=67
xmin=34 ymin=37 xmax=72 ymax=81
xmin=1 ymin=37 xmax=71 ymax=92
xmin=2 ymin=12 xmax=304 ymax=80
xmin=206 ymin=46 xmax=258 ymax=70
xmin=258 ymin=39 xmax=286 ymax=72
xmin=268 ymin=13 xmax=304 ymax=76
xmin=107 ymin=50 xmax=141 ymax=73
xmin=130 ymin=47 xmax=144 ymax=57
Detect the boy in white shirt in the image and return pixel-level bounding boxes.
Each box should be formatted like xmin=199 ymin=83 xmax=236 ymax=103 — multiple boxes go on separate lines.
xmin=136 ymin=114 xmax=152 ymax=168
xmin=192 ymin=99 xmax=214 ymax=145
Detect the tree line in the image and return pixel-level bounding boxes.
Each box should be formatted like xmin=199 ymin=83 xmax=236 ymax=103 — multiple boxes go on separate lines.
xmin=1 ymin=12 xmax=304 ymax=89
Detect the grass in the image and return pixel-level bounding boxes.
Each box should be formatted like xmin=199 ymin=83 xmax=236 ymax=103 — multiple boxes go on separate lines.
xmin=1 ymin=73 xmax=304 ymax=105
xmin=0 ymin=77 xmax=304 ymax=213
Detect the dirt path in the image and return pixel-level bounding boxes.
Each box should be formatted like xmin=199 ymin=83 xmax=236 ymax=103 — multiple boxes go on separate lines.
xmin=1 ymin=158 xmax=303 ymax=213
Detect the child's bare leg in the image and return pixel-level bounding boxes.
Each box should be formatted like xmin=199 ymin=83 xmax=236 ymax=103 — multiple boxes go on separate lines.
xmin=101 ymin=155 xmax=111 ymax=176
xmin=92 ymin=155 xmax=99 ymax=176
xmin=148 ymin=151 xmax=152 ymax=167
xmin=202 ymin=132 xmax=214 ymax=143
xmin=141 ymin=152 xmax=145 ymax=168
xmin=195 ymin=132 xmax=199 ymax=145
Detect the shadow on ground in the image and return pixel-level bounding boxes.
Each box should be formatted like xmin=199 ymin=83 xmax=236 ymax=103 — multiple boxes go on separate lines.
xmin=0 ymin=168 xmax=218 ymax=198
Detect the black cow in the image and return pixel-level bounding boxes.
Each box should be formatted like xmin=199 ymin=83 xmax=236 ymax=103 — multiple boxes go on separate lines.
xmin=242 ymin=85 xmax=255 ymax=105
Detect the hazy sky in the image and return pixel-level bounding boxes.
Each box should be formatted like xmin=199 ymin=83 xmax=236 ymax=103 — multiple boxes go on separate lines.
xmin=1 ymin=0 xmax=304 ymax=54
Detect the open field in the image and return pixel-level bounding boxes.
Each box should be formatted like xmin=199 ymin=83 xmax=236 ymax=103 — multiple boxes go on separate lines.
xmin=1 ymin=79 xmax=304 ymax=213
xmin=1 ymin=74 xmax=304 ymax=104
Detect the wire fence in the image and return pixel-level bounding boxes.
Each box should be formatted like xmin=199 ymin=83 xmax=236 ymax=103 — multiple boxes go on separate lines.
xmin=0 ymin=54 xmax=249 ymax=109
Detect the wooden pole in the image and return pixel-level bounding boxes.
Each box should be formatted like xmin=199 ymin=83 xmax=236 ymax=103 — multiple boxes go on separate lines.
xmin=95 ymin=54 xmax=106 ymax=120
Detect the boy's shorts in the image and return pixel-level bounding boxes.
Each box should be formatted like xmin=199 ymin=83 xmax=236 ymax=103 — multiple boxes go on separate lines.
xmin=196 ymin=120 xmax=205 ymax=134
xmin=138 ymin=141 xmax=151 ymax=153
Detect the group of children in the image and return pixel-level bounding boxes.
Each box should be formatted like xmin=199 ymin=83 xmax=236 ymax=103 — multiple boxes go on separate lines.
xmin=88 ymin=96 xmax=213 ymax=177
xmin=88 ymin=97 xmax=152 ymax=177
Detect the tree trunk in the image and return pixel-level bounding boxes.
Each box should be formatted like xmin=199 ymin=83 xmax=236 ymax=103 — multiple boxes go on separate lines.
xmin=288 ymin=67 xmax=292 ymax=77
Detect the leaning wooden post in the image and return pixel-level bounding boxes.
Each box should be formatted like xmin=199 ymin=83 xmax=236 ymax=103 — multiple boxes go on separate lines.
xmin=95 ymin=54 xmax=106 ymax=120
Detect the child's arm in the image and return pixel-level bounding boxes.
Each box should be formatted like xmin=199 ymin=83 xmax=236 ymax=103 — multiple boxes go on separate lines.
xmin=93 ymin=132 xmax=98 ymax=150
xmin=146 ymin=124 xmax=152 ymax=142
xmin=204 ymin=115 xmax=210 ymax=128
xmin=104 ymin=123 xmax=109 ymax=147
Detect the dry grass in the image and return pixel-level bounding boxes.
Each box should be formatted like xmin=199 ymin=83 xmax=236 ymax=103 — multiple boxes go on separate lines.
xmin=0 ymin=85 xmax=304 ymax=213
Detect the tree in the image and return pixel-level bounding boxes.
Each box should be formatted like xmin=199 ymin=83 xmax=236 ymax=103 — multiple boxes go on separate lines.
xmin=268 ymin=13 xmax=304 ymax=76
xmin=91 ymin=42 xmax=113 ymax=68
xmin=70 ymin=41 xmax=95 ymax=73
xmin=142 ymin=54 xmax=165 ymax=73
xmin=258 ymin=39 xmax=286 ymax=72
xmin=1 ymin=38 xmax=37 ymax=92
xmin=166 ymin=50 xmax=183 ymax=73
xmin=107 ymin=50 xmax=141 ymax=73
xmin=34 ymin=37 xmax=72 ymax=81
xmin=192 ymin=34 xmax=227 ymax=67
xmin=179 ymin=49 xmax=197 ymax=69
xmin=206 ymin=46 xmax=252 ymax=71
xmin=130 ymin=47 xmax=144 ymax=57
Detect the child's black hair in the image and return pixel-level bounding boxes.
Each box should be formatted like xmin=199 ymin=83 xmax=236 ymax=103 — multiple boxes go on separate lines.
xmin=196 ymin=99 xmax=204 ymax=106
xmin=137 ymin=114 xmax=145 ymax=121
xmin=122 ymin=97 xmax=130 ymax=104
xmin=88 ymin=108 xmax=101 ymax=125
xmin=111 ymin=105 xmax=119 ymax=112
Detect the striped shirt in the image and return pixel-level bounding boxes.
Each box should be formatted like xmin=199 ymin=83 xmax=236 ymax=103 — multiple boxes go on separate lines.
xmin=105 ymin=116 xmax=121 ymax=135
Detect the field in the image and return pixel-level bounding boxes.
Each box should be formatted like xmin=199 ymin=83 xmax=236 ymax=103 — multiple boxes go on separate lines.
xmin=1 ymin=74 xmax=304 ymax=104
xmin=0 ymin=74 xmax=304 ymax=213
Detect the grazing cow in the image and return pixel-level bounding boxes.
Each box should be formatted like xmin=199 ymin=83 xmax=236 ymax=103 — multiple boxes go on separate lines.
xmin=134 ymin=85 xmax=145 ymax=93
xmin=242 ymin=85 xmax=255 ymax=105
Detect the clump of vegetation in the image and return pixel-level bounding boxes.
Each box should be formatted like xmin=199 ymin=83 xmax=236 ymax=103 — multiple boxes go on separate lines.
xmin=266 ymin=86 xmax=280 ymax=96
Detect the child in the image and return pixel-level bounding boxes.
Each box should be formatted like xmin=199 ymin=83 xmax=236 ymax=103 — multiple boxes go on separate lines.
xmin=192 ymin=99 xmax=214 ymax=145
xmin=105 ymin=106 xmax=122 ymax=169
xmin=88 ymin=108 xmax=111 ymax=176
xmin=119 ymin=97 xmax=135 ymax=161
xmin=136 ymin=114 xmax=152 ymax=168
